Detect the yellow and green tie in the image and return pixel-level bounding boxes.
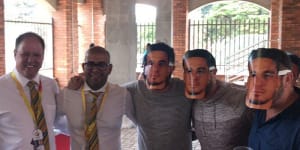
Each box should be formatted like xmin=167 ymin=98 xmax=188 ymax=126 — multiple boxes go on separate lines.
xmin=85 ymin=91 xmax=100 ymax=150
xmin=27 ymin=81 xmax=50 ymax=150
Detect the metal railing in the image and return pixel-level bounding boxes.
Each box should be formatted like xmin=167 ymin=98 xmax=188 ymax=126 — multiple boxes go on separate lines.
xmin=136 ymin=18 xmax=270 ymax=83
xmin=136 ymin=22 xmax=155 ymax=72
xmin=225 ymin=39 xmax=270 ymax=83
xmin=189 ymin=18 xmax=270 ymax=79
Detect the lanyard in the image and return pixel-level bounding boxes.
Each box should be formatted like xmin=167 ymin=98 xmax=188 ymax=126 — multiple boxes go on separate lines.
xmin=80 ymin=84 xmax=109 ymax=117
xmin=10 ymin=72 xmax=42 ymax=124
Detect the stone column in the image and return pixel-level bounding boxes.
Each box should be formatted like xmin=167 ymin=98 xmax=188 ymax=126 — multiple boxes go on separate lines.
xmin=0 ymin=0 xmax=4 ymax=75
xmin=156 ymin=0 xmax=172 ymax=45
xmin=104 ymin=0 xmax=137 ymax=84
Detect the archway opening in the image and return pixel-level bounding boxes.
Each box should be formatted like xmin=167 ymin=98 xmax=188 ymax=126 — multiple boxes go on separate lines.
xmin=188 ymin=0 xmax=270 ymax=84
xmin=135 ymin=3 xmax=156 ymax=73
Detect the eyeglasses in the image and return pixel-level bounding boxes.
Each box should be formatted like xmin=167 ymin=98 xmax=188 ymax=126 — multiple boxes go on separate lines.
xmin=83 ymin=61 xmax=110 ymax=70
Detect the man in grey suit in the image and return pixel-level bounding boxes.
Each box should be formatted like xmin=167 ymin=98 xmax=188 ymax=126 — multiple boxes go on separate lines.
xmin=60 ymin=44 xmax=134 ymax=150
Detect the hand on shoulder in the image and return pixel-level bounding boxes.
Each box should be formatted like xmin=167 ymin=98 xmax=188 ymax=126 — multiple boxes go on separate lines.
xmin=67 ymin=74 xmax=84 ymax=90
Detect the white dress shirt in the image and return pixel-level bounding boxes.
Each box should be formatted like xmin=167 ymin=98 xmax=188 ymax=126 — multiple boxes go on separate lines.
xmin=61 ymin=82 xmax=134 ymax=150
xmin=0 ymin=69 xmax=59 ymax=150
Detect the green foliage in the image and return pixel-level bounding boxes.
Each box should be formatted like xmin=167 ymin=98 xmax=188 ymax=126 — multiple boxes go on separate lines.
xmin=204 ymin=1 xmax=269 ymax=20
xmin=190 ymin=1 xmax=270 ymax=44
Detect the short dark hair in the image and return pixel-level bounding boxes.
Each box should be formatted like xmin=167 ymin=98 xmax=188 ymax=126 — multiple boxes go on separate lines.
xmin=89 ymin=43 xmax=95 ymax=48
xmin=14 ymin=32 xmax=45 ymax=53
xmin=183 ymin=49 xmax=216 ymax=69
xmin=287 ymin=52 xmax=300 ymax=71
xmin=142 ymin=42 xmax=175 ymax=67
xmin=84 ymin=44 xmax=110 ymax=63
xmin=248 ymin=48 xmax=292 ymax=71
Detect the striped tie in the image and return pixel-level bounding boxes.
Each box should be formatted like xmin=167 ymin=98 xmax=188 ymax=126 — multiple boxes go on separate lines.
xmin=27 ymin=81 xmax=50 ymax=150
xmin=85 ymin=91 xmax=101 ymax=150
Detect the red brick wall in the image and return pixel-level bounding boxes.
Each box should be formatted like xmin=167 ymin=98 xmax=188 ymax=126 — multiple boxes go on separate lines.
xmin=280 ymin=0 xmax=300 ymax=56
xmin=78 ymin=0 xmax=105 ymax=65
xmin=270 ymin=0 xmax=300 ymax=56
xmin=90 ymin=0 xmax=105 ymax=46
xmin=172 ymin=0 xmax=188 ymax=79
xmin=52 ymin=0 xmax=79 ymax=87
xmin=0 ymin=0 xmax=4 ymax=75
xmin=52 ymin=0 xmax=105 ymax=87
xmin=270 ymin=0 xmax=280 ymax=48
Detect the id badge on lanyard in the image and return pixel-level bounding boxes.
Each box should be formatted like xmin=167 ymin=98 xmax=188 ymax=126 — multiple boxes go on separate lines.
xmin=10 ymin=72 xmax=46 ymax=149
xmin=31 ymin=129 xmax=45 ymax=150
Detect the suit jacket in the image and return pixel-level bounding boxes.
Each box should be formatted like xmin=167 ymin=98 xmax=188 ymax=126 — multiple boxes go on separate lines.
xmin=62 ymin=83 xmax=134 ymax=150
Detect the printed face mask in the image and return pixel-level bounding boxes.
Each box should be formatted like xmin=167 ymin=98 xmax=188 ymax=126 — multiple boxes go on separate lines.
xmin=144 ymin=51 xmax=173 ymax=90
xmin=245 ymin=58 xmax=288 ymax=110
xmin=184 ymin=57 xmax=212 ymax=100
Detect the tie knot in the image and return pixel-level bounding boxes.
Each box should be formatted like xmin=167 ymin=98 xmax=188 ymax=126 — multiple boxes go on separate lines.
xmin=89 ymin=91 xmax=102 ymax=99
xmin=27 ymin=81 xmax=37 ymax=88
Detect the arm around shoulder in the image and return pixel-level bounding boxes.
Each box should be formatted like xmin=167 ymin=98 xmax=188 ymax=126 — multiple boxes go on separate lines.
xmin=124 ymin=88 xmax=136 ymax=124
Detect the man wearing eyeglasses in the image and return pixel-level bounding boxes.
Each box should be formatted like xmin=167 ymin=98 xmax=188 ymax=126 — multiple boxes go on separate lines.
xmin=246 ymin=48 xmax=300 ymax=150
xmin=59 ymin=44 xmax=134 ymax=150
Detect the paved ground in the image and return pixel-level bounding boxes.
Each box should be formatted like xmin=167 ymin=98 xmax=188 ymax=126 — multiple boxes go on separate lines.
xmin=121 ymin=127 xmax=137 ymax=150
xmin=121 ymin=126 xmax=201 ymax=150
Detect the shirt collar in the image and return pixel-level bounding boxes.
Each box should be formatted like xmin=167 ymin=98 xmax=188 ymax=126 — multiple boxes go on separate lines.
xmin=13 ymin=68 xmax=40 ymax=87
xmin=83 ymin=81 xmax=108 ymax=93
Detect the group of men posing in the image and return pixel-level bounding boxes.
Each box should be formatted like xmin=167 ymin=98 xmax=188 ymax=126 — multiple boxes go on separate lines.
xmin=0 ymin=32 xmax=299 ymax=150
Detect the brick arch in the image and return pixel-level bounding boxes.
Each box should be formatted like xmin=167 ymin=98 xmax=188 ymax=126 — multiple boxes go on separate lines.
xmin=189 ymin=0 xmax=270 ymax=12
xmin=136 ymin=0 xmax=160 ymax=7
xmin=135 ymin=2 xmax=157 ymax=13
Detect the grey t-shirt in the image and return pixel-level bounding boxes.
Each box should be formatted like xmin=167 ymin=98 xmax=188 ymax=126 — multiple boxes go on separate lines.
xmin=125 ymin=78 xmax=193 ymax=150
xmin=193 ymin=81 xmax=252 ymax=150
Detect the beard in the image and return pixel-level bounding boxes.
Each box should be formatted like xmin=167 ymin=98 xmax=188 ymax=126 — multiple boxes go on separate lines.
xmin=86 ymin=75 xmax=107 ymax=90
xmin=188 ymin=79 xmax=212 ymax=97
xmin=146 ymin=76 xmax=170 ymax=90
xmin=147 ymin=81 xmax=164 ymax=86
xmin=271 ymin=81 xmax=284 ymax=104
xmin=204 ymin=79 xmax=213 ymax=94
xmin=186 ymin=90 xmax=202 ymax=96
xmin=248 ymin=98 xmax=272 ymax=105
xmin=249 ymin=82 xmax=284 ymax=105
